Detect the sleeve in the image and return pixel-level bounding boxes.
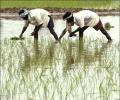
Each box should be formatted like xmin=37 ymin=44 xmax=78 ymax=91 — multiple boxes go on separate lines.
xmin=24 ymin=21 xmax=29 ymax=27
xmin=34 ymin=15 xmax=43 ymax=26
xmin=76 ymin=16 xmax=84 ymax=28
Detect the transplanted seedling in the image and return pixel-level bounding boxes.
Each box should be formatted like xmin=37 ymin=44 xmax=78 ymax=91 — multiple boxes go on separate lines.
xmin=10 ymin=36 xmax=25 ymax=40
xmin=104 ymin=22 xmax=114 ymax=30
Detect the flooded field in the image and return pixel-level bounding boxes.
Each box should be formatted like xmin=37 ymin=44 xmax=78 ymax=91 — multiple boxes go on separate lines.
xmin=0 ymin=16 xmax=120 ymax=100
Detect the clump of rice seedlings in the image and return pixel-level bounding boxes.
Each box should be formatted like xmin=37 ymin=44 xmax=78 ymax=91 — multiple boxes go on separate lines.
xmin=61 ymin=40 xmax=76 ymax=71
xmin=10 ymin=36 xmax=25 ymax=40
xmin=104 ymin=22 xmax=114 ymax=30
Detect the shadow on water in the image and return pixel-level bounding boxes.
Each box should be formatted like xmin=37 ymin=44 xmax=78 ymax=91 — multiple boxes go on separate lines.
xmin=20 ymin=40 xmax=56 ymax=72
xmin=42 ymin=41 xmax=56 ymax=67
xmin=1 ymin=38 xmax=119 ymax=100
xmin=19 ymin=42 xmax=31 ymax=72
xmin=62 ymin=38 xmax=112 ymax=73
xmin=1 ymin=16 xmax=119 ymax=100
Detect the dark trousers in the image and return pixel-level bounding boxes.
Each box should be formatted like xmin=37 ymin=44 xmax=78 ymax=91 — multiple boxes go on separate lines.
xmin=78 ymin=20 xmax=112 ymax=40
xmin=34 ymin=15 xmax=58 ymax=41
xmin=47 ymin=15 xmax=58 ymax=40
xmin=79 ymin=26 xmax=88 ymax=38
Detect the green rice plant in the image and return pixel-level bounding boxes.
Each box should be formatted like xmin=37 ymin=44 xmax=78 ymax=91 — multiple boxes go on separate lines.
xmin=1 ymin=36 xmax=119 ymax=100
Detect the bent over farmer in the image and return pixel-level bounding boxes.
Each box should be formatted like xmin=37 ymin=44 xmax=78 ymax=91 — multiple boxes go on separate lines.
xmin=59 ymin=10 xmax=112 ymax=41
xmin=19 ymin=8 xmax=59 ymax=41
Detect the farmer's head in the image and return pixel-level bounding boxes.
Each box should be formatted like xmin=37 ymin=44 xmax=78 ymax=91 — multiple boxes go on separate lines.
xmin=19 ymin=9 xmax=29 ymax=20
xmin=63 ymin=12 xmax=74 ymax=26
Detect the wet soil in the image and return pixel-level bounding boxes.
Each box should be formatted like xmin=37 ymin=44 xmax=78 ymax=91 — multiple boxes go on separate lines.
xmin=0 ymin=7 xmax=119 ymax=19
xmin=0 ymin=7 xmax=119 ymax=13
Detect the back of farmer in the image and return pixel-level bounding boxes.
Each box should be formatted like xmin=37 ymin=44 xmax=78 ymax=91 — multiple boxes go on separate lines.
xmin=19 ymin=8 xmax=58 ymax=41
xmin=59 ymin=10 xmax=112 ymax=41
xmin=74 ymin=10 xmax=99 ymax=28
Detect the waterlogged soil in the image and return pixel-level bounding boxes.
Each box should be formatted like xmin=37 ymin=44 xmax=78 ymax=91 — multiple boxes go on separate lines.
xmin=0 ymin=7 xmax=119 ymax=13
xmin=0 ymin=8 xmax=119 ymax=20
xmin=1 ymin=16 xmax=119 ymax=43
xmin=0 ymin=16 xmax=120 ymax=100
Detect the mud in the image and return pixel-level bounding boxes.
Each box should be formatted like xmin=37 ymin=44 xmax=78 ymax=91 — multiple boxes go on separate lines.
xmin=0 ymin=7 xmax=119 ymax=13
xmin=1 ymin=16 xmax=119 ymax=43
xmin=0 ymin=8 xmax=119 ymax=20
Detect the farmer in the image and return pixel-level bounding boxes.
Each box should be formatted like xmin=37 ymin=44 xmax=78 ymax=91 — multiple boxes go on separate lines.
xmin=19 ymin=8 xmax=59 ymax=41
xmin=59 ymin=10 xmax=112 ymax=41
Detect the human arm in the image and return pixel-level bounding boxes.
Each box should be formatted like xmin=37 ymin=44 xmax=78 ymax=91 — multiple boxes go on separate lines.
xmin=58 ymin=23 xmax=72 ymax=41
xmin=31 ymin=24 xmax=43 ymax=36
xmin=58 ymin=28 xmax=67 ymax=41
xmin=19 ymin=21 xmax=29 ymax=38
xmin=30 ymin=15 xmax=44 ymax=35
xmin=69 ymin=27 xmax=80 ymax=37
xmin=69 ymin=16 xmax=84 ymax=37
xmin=71 ymin=27 xmax=81 ymax=34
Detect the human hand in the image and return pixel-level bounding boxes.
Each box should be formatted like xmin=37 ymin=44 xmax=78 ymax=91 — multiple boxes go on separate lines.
xmin=19 ymin=34 xmax=23 ymax=38
xmin=69 ymin=32 xmax=76 ymax=37
xmin=55 ymin=40 xmax=61 ymax=44
xmin=31 ymin=32 xmax=35 ymax=36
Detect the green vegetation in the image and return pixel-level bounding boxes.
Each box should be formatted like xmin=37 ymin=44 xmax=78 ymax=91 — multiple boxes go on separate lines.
xmin=0 ymin=0 xmax=120 ymax=100
xmin=1 ymin=0 xmax=119 ymax=9
xmin=1 ymin=37 xmax=119 ymax=100
xmin=104 ymin=22 xmax=114 ymax=30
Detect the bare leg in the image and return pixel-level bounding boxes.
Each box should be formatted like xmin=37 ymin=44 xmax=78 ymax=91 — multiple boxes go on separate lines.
xmin=47 ymin=15 xmax=58 ymax=41
xmin=100 ymin=27 xmax=112 ymax=41
xmin=79 ymin=31 xmax=84 ymax=38
xmin=34 ymin=32 xmax=38 ymax=40
xmin=32 ymin=25 xmax=42 ymax=41
xmin=79 ymin=26 xmax=88 ymax=39
xmin=49 ymin=28 xmax=58 ymax=41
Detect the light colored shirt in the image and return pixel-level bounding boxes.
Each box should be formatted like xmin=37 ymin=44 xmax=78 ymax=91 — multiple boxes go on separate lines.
xmin=73 ymin=10 xmax=100 ymax=28
xmin=24 ymin=9 xmax=50 ymax=27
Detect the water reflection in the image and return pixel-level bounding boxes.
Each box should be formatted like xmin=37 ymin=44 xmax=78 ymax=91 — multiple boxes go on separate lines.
xmin=20 ymin=42 xmax=31 ymax=72
xmin=20 ymin=40 xmax=57 ymax=71
xmin=1 ymin=16 xmax=119 ymax=100
xmin=63 ymin=39 xmax=112 ymax=68
xmin=1 ymin=16 xmax=119 ymax=43
xmin=1 ymin=38 xmax=119 ymax=100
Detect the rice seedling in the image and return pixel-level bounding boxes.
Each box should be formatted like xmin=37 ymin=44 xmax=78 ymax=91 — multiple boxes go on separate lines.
xmin=1 ymin=16 xmax=119 ymax=100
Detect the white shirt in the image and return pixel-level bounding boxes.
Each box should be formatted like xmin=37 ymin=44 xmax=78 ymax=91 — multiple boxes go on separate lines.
xmin=24 ymin=9 xmax=50 ymax=27
xmin=73 ymin=10 xmax=100 ymax=28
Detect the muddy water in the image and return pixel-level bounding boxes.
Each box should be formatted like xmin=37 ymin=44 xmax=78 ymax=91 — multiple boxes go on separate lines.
xmin=0 ymin=16 xmax=120 ymax=100
xmin=1 ymin=16 xmax=119 ymax=43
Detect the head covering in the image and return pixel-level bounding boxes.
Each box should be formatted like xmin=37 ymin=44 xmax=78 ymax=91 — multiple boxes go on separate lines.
xmin=63 ymin=11 xmax=73 ymax=20
xmin=19 ymin=9 xmax=29 ymax=18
